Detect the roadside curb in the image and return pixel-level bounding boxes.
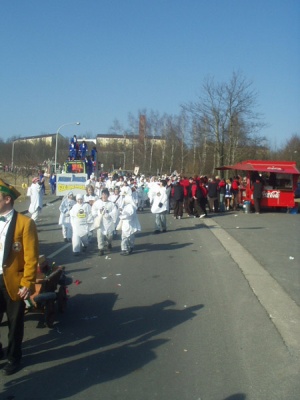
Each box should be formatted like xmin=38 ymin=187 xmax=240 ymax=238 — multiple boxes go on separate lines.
xmin=203 ymin=216 xmax=300 ymax=356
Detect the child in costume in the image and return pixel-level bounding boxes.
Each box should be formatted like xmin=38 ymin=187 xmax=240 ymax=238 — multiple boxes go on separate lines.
xmin=119 ymin=195 xmax=141 ymax=256
xmin=58 ymin=191 xmax=76 ymax=242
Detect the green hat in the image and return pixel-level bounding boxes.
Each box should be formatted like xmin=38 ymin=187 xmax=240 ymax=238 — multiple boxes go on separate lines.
xmin=0 ymin=178 xmax=21 ymax=200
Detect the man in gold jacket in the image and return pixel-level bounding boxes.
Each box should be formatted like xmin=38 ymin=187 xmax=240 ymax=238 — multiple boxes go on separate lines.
xmin=0 ymin=178 xmax=39 ymax=375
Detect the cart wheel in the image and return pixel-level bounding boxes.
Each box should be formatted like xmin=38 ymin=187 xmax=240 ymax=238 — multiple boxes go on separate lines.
xmin=57 ymin=286 xmax=68 ymax=313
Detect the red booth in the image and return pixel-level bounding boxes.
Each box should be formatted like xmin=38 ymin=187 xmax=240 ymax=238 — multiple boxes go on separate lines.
xmin=217 ymin=160 xmax=300 ymax=209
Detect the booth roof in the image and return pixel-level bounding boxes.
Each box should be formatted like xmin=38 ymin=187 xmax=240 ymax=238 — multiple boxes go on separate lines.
xmin=216 ymin=160 xmax=300 ymax=175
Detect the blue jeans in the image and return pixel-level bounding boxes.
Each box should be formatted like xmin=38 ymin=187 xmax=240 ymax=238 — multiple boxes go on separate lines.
xmin=155 ymin=211 xmax=167 ymax=231
xmin=219 ymin=194 xmax=225 ymax=212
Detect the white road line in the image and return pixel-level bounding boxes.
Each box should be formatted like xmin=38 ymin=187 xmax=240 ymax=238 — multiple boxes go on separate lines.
xmin=48 ymin=243 xmax=70 ymax=259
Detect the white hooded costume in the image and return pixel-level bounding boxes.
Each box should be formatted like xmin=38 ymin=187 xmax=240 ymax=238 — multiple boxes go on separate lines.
xmin=137 ymin=185 xmax=148 ymax=209
xmin=58 ymin=192 xmax=76 ymax=241
xmin=148 ymin=182 xmax=169 ymax=232
xmin=91 ymin=196 xmax=118 ymax=251
xmin=27 ymin=178 xmax=43 ymax=221
xmin=70 ymin=194 xmax=94 ymax=253
xmin=119 ymin=195 xmax=141 ymax=253
xmin=149 ymin=183 xmax=168 ymax=213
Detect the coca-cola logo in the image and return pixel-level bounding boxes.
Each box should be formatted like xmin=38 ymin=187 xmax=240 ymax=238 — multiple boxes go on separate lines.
xmin=262 ymin=190 xmax=280 ymax=199
xmin=267 ymin=167 xmax=283 ymax=171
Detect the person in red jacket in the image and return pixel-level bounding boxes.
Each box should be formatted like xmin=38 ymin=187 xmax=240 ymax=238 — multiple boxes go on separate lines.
xmin=186 ymin=177 xmax=195 ymax=216
xmin=197 ymin=180 xmax=208 ymax=217
xmin=180 ymin=176 xmax=190 ymax=216
xmin=231 ymin=176 xmax=240 ymax=211
xmin=189 ymin=178 xmax=198 ymax=217
xmin=191 ymin=179 xmax=207 ymax=218
xmin=218 ymin=178 xmax=226 ymax=212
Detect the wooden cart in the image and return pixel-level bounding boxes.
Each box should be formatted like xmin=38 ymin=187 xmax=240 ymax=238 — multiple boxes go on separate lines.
xmin=28 ymin=256 xmax=70 ymax=328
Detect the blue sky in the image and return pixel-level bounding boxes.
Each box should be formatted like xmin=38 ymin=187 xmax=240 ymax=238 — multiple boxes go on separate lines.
xmin=1 ymin=0 xmax=299 ymax=149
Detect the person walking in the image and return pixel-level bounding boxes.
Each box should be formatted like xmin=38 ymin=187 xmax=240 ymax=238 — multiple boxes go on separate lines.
xmin=49 ymin=173 xmax=56 ymax=195
xmin=193 ymin=181 xmax=207 ymax=218
xmin=27 ymin=177 xmax=43 ymax=223
xmin=225 ymin=179 xmax=232 ymax=210
xmin=173 ymin=180 xmax=184 ymax=219
xmin=180 ymin=176 xmax=190 ymax=216
xmin=69 ymin=194 xmax=93 ymax=256
xmin=231 ymin=176 xmax=240 ymax=211
xmin=218 ymin=178 xmax=226 ymax=212
xmin=58 ymin=192 xmax=76 ymax=242
xmin=92 ymin=189 xmax=118 ymax=256
xmin=0 ymin=179 xmax=39 ymax=375
xmin=137 ymin=184 xmax=147 ymax=211
xmin=187 ymin=177 xmax=196 ymax=217
xmin=207 ymin=177 xmax=219 ymax=213
xmin=149 ymin=180 xmax=169 ymax=233
xmin=84 ymin=185 xmax=98 ymax=206
xmin=119 ymin=195 xmax=141 ymax=256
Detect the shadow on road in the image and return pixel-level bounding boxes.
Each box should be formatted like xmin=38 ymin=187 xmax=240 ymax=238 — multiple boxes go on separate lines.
xmin=3 ymin=296 xmax=204 ymax=399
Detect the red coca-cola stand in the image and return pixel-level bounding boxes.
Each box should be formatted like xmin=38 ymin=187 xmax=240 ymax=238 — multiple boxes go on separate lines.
xmin=217 ymin=160 xmax=299 ymax=209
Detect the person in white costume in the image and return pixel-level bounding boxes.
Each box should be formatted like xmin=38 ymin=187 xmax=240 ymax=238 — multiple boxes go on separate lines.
xmin=120 ymin=181 xmax=132 ymax=197
xmin=119 ymin=195 xmax=141 ymax=255
xmin=69 ymin=193 xmax=93 ymax=256
xmin=92 ymin=188 xmax=118 ymax=256
xmin=85 ymin=173 xmax=96 ymax=188
xmin=109 ymin=186 xmax=125 ymax=236
xmin=94 ymin=177 xmax=104 ymax=198
xmin=105 ymin=175 xmax=116 ymax=191
xmin=84 ymin=185 xmax=98 ymax=206
xmin=27 ymin=177 xmax=43 ymax=222
xmin=58 ymin=191 xmax=76 ymax=242
xmin=130 ymin=186 xmax=139 ymax=207
xmin=149 ymin=179 xmax=168 ymax=233
xmin=137 ymin=184 xmax=147 ymax=211
xmin=109 ymin=186 xmax=124 ymax=209
xmin=147 ymin=176 xmax=158 ymax=192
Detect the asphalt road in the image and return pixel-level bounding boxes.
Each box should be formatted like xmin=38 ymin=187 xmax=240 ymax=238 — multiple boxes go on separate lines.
xmin=1 ymin=197 xmax=299 ymax=400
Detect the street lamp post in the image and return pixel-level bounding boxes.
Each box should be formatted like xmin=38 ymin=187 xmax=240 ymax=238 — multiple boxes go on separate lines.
xmin=54 ymin=121 xmax=80 ymax=173
xmin=123 ymin=133 xmax=126 ymax=170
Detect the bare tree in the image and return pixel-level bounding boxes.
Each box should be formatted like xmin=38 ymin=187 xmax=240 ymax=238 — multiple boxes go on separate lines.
xmin=182 ymin=71 xmax=267 ymax=174
xmin=278 ymin=134 xmax=300 ymax=164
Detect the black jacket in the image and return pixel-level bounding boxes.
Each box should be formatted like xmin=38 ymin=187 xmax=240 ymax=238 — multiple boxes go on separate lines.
xmin=208 ymin=181 xmax=218 ymax=198
xmin=173 ymin=184 xmax=184 ymax=201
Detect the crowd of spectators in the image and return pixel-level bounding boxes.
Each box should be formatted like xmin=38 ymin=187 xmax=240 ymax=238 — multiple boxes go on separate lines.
xmin=82 ymin=171 xmax=246 ymax=218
